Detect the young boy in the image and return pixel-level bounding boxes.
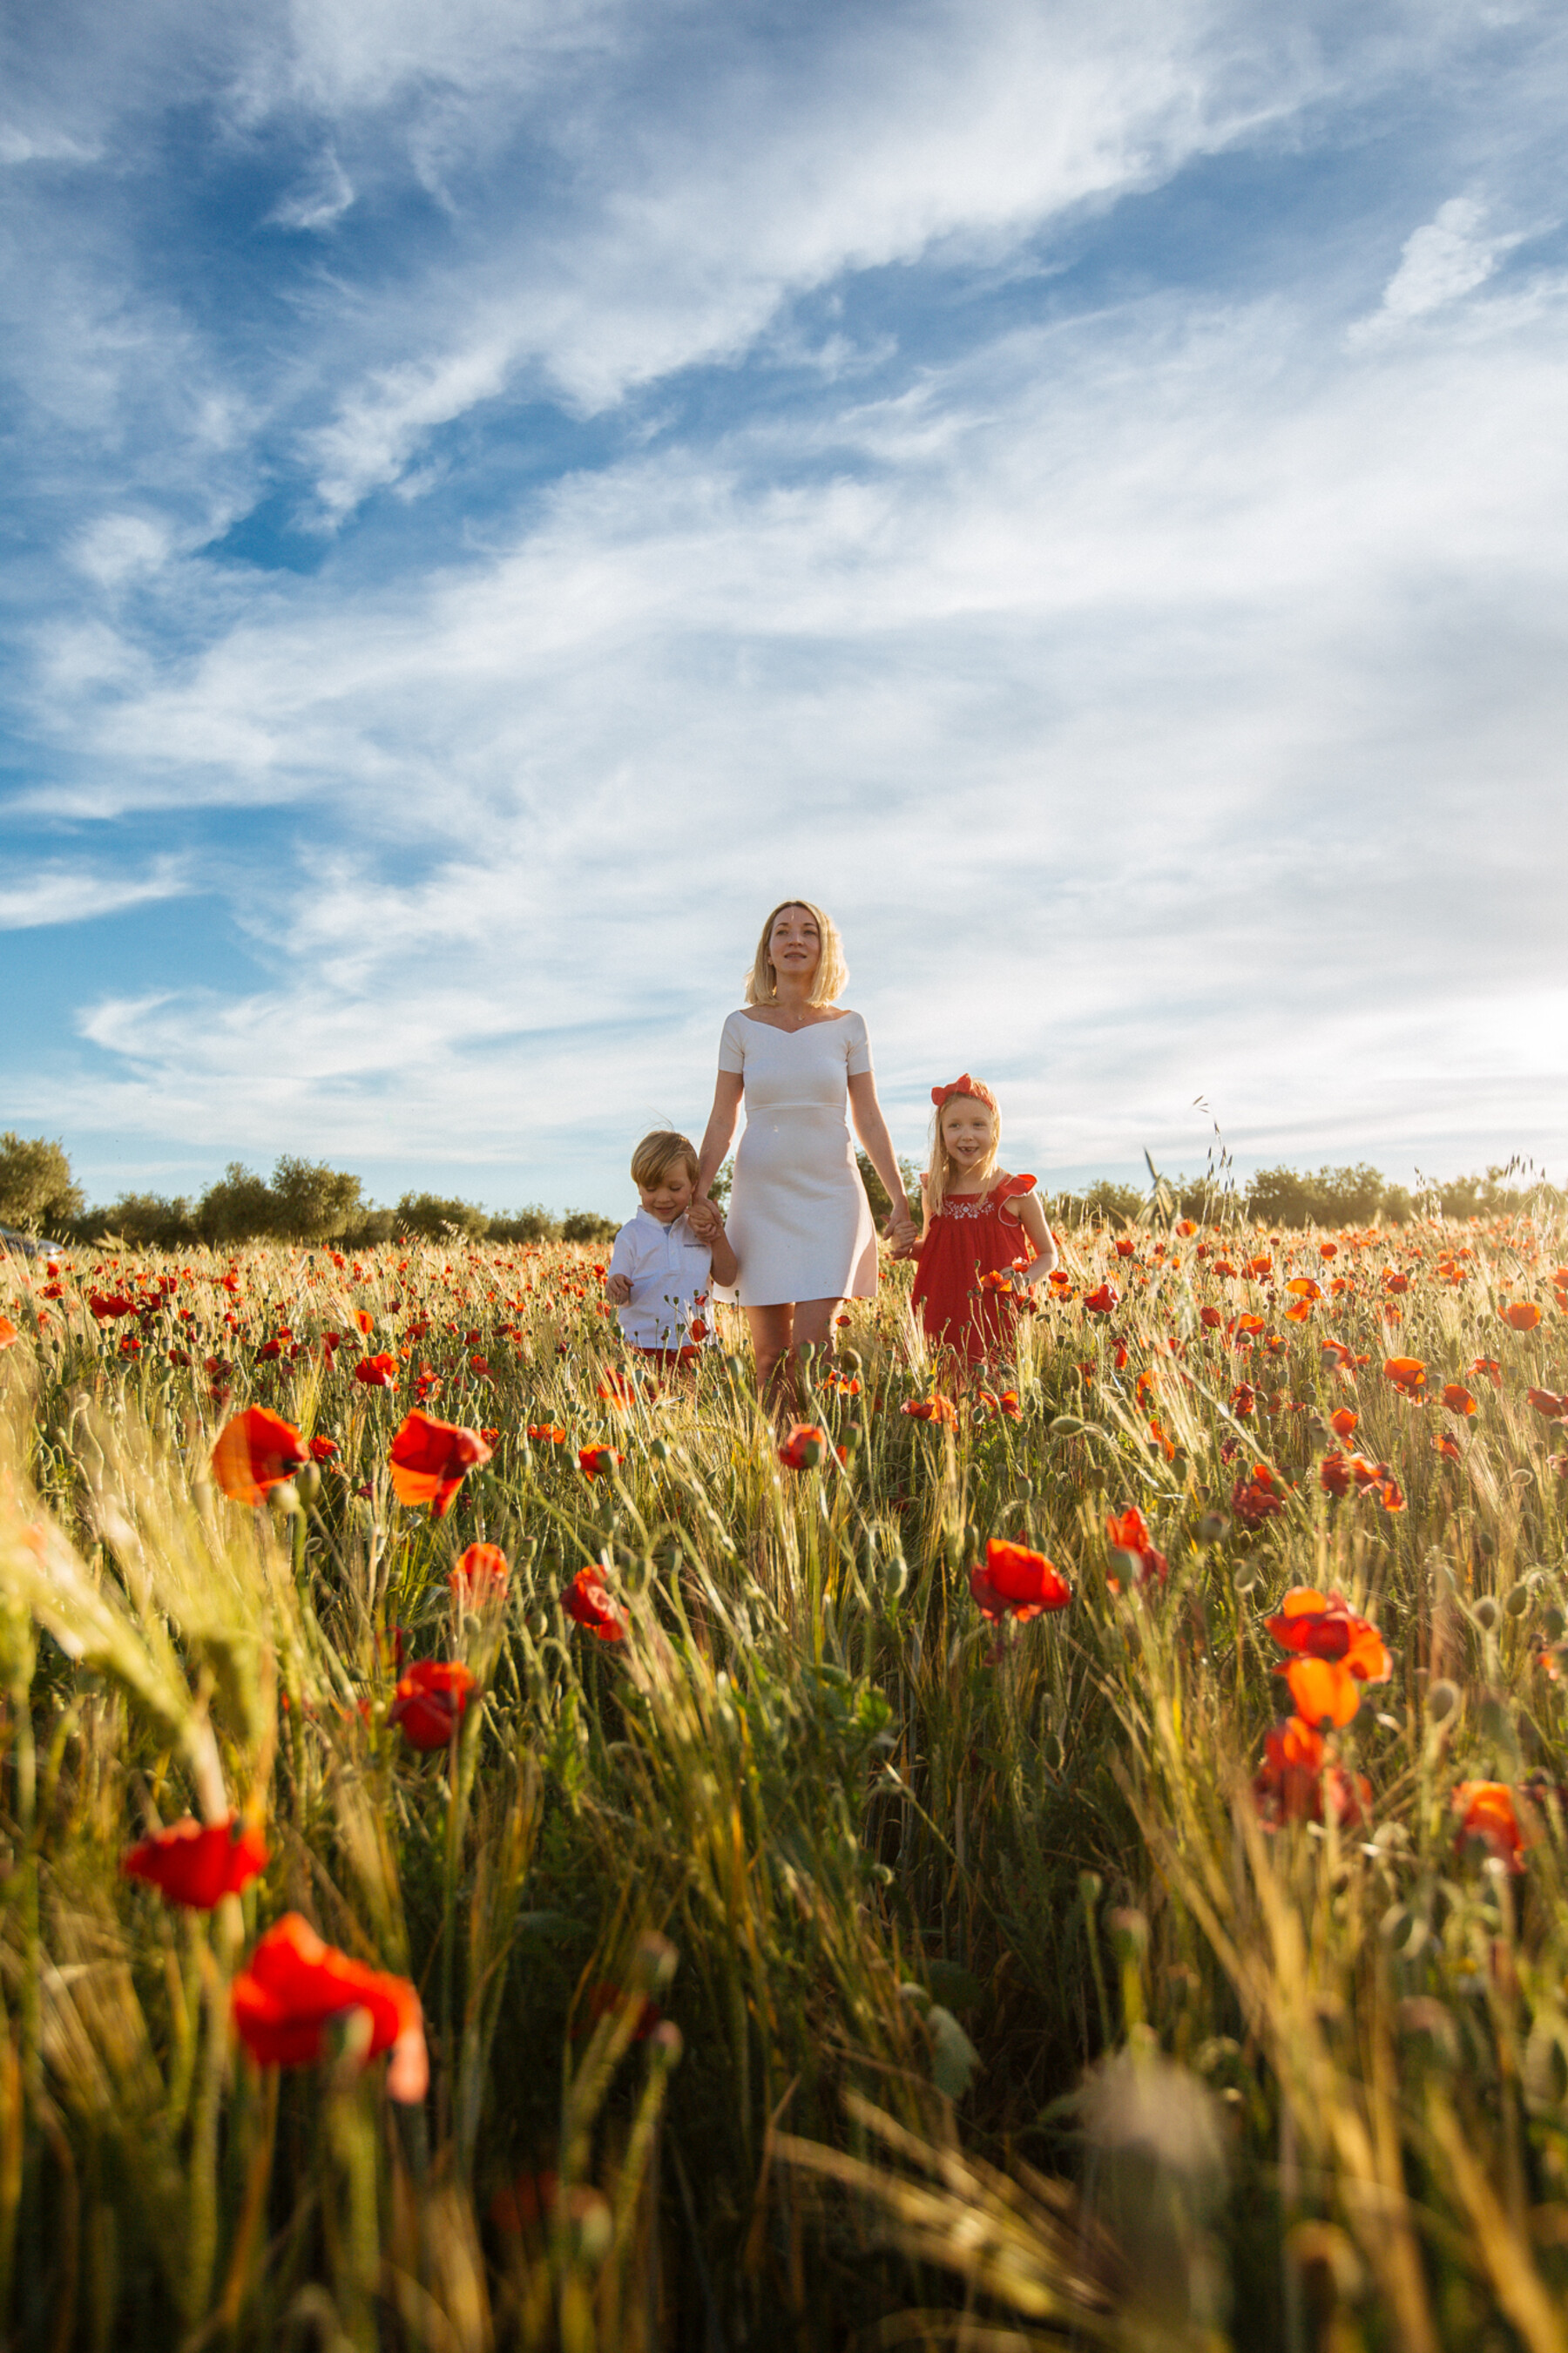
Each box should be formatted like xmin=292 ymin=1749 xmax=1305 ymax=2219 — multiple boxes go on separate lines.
xmin=605 ymin=1130 xmax=737 ymax=1365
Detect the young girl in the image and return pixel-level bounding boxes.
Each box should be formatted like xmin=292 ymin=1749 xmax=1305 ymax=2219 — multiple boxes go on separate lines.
xmin=907 ymin=1076 xmax=1059 ymax=1367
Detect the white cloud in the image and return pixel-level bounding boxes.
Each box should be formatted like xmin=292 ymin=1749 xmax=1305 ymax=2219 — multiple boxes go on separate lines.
xmin=1349 ymin=195 xmax=1528 ymax=342
xmin=266 ymin=145 xmax=355 ymax=231
xmin=0 ymin=855 xmax=196 ymax=930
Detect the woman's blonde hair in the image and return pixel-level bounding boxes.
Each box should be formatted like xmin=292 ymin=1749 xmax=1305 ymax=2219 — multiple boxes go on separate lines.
xmin=925 ymin=1091 xmax=1001 ymax=1216
xmin=743 ymin=900 xmax=848 ymax=1007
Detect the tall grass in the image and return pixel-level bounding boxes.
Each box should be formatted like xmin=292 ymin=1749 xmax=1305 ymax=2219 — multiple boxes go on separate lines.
xmin=0 ymin=1205 xmax=1565 ymax=2348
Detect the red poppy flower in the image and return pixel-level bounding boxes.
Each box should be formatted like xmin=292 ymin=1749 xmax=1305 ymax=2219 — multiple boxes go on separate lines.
xmin=309 ymin=1433 xmax=339 ymax=1462
xmin=388 ymin=1411 xmax=493 ymax=1517
xmin=578 ymin=1445 xmax=622 ymax=1480
xmin=969 ymin=1539 xmax=1072 ymax=1623
xmin=1501 ymin=1302 xmax=1542 ymax=1332
xmin=1382 ymin=1356 xmax=1427 ymax=1399
xmin=1246 ymin=1254 xmax=1274 ymax=1279
xmin=778 ymin=1423 xmax=828 ymax=1468
xmin=232 ymin=1913 xmax=427 ymax=2101
xmin=689 ymin=1317 xmax=708 ymax=1342
xmin=353 ymin=1308 xmax=375 ymax=1336
xmin=89 ymin=1293 xmax=136 ymax=1319
xmin=123 ymin=1812 xmax=268 ymax=1909
xmin=562 ymin=1565 xmax=626 ymax=1641
xmin=1436 ymin=1383 xmax=1475 ymax=1417
xmin=1231 ymin=1383 xmax=1257 ymax=1418
xmin=1320 ymin=1450 xmax=1352 ymax=1498
xmin=572 ymin=1983 xmax=661 ymax=2040
xmin=0 ymin=1315 xmax=17 ymax=1349
xmin=1105 ymin=1504 xmax=1167 ymax=1589
xmin=1264 ymin=1588 xmax=1391 ymax=1682
xmin=1254 ymin=1715 xmax=1369 ymax=1828
xmin=1319 ymin=1340 xmax=1357 ymax=1372
xmin=1083 ymin=1281 xmax=1119 ymax=1315
xmin=527 ymin=1423 xmax=566 ymax=1445
xmin=901 ymin=1396 xmax=958 ymax=1429
xmin=1279 ymin=1654 xmax=1362 ymax=1728
xmin=1230 ymin=1465 xmax=1286 ymax=1528
xmin=1527 ymin=1388 xmax=1568 ymax=1422
xmin=1285 ymin=1277 xmax=1321 ymax=1301
xmin=1434 ymin=1431 xmax=1463 ymax=1461
xmin=212 ymin=1407 xmax=309 ymax=1505
xmin=1452 ymin=1782 xmax=1527 ymax=1873
xmin=449 ymin=1543 xmax=510 ymax=1609
xmin=387 ymin=1659 xmax=478 ymax=1748
xmin=1471 ymin=1356 xmax=1502 ymax=1388
xmin=1199 ymin=1306 xmax=1223 ymax=1330
xmin=354 ymin=1352 xmax=398 ymax=1388
xmin=1328 ymin=1406 xmax=1358 ymax=1438
xmin=597 ymin=1371 xmax=636 ymax=1409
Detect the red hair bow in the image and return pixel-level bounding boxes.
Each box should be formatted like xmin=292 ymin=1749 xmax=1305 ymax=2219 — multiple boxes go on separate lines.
xmin=931 ymin=1074 xmax=997 ymax=1112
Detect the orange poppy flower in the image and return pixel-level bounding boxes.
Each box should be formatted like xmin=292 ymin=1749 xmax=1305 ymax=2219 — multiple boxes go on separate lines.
xmin=1254 ymin=1714 xmax=1369 ymax=1828
xmin=388 ymin=1411 xmax=492 ymax=1517
xmin=232 ymin=1913 xmax=427 ymax=2101
xmin=1382 ymin=1356 xmax=1427 ymax=1399
xmin=1246 ymin=1255 xmax=1274 ymax=1278
xmin=1286 ymin=1278 xmax=1321 ymax=1301
xmin=1527 ymin=1388 xmax=1568 ymax=1422
xmin=1471 ymin=1356 xmax=1502 ymax=1388
xmin=1433 ymin=1431 xmax=1463 ymax=1461
xmin=562 ymin=1565 xmax=626 ymax=1642
xmin=1328 ymin=1407 xmax=1358 ymax=1437
xmin=778 ymin=1423 xmax=828 ymax=1468
xmin=1320 ymin=1450 xmax=1351 ymax=1498
xmin=0 ymin=1315 xmax=17 ymax=1349
xmin=1105 ymin=1504 xmax=1167 ymax=1590
xmin=1264 ymin=1588 xmax=1391 ymax=1681
xmin=526 ymin=1423 xmax=566 ymax=1445
xmin=1451 ymin=1782 xmax=1527 ymax=1873
xmin=1083 ymin=1281 xmax=1119 ymax=1315
xmin=1280 ymin=1654 xmax=1362 ymax=1728
xmin=123 ymin=1812 xmax=268 ymax=1909
xmin=387 ymin=1659 xmax=478 ymax=1748
xmin=353 ymin=1308 xmax=375 ymax=1335
xmin=1231 ymin=1382 xmax=1256 ymax=1417
xmin=1501 ymin=1302 xmax=1542 ymax=1331
xmin=449 ymin=1543 xmax=510 ymax=1608
xmin=901 ymin=1396 xmax=958 ymax=1428
xmin=212 ymin=1407 xmax=309 ymax=1505
xmin=970 ymin=1539 xmax=1072 ymax=1623
xmin=354 ymin=1352 xmax=398 ymax=1388
xmin=1441 ymin=1383 xmax=1477 ymax=1417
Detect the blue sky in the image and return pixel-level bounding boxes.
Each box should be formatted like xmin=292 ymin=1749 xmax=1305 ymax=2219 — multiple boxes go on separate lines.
xmin=3 ymin=0 xmax=1565 ymax=1216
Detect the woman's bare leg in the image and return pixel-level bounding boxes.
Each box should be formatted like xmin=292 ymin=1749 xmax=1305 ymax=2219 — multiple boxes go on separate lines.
xmin=745 ymin=1304 xmax=795 ymax=1404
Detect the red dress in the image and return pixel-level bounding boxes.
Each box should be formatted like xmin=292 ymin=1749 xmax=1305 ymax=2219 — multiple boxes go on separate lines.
xmin=909 ymin=1173 xmax=1038 ymax=1366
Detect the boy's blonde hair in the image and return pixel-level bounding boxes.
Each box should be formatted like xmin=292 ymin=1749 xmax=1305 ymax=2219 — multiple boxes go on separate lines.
xmin=743 ymin=900 xmax=848 ymax=1007
xmin=631 ymin=1130 xmax=699 ymax=1188
xmin=925 ymin=1090 xmax=1001 ymax=1215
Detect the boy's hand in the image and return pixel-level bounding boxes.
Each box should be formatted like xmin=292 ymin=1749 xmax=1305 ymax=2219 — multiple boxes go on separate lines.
xmin=605 ymin=1273 xmax=633 ymax=1305
xmin=686 ymin=1197 xmax=724 ymax=1241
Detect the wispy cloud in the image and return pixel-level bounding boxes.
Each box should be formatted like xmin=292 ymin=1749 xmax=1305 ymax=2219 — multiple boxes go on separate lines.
xmin=0 ymin=855 xmax=197 ymax=930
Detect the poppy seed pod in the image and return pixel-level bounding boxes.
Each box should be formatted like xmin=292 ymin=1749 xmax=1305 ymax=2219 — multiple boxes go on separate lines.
xmin=1427 ymin=1679 xmax=1460 ymax=1723
xmin=1473 ymin=1597 xmax=1501 ymax=1633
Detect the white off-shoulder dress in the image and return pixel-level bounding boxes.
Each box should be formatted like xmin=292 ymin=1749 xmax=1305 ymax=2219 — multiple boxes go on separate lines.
xmin=717 ymin=1010 xmax=879 ymax=1308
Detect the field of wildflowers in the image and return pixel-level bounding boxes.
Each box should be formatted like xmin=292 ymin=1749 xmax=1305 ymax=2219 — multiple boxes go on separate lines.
xmin=1 ymin=1206 xmax=1566 ymax=2350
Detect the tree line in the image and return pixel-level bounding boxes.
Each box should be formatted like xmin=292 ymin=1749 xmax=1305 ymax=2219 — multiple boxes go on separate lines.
xmin=3 ymin=1128 xmax=1554 ymax=1251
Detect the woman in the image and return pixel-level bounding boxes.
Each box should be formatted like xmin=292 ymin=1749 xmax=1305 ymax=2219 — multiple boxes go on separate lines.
xmin=691 ymin=900 xmax=916 ymax=1398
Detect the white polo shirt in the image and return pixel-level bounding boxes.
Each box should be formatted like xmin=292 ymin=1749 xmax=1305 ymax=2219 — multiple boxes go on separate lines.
xmin=606 ymin=1208 xmax=714 ymax=1351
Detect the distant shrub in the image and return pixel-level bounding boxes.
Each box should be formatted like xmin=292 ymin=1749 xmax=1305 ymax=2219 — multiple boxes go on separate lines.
xmin=1245 ymin=1164 xmax=1396 ymax=1228
xmin=560 ymin=1210 xmax=618 ymax=1245
xmin=92 ymin=1192 xmax=199 ymax=1250
xmin=196 ymin=1163 xmax=277 ymax=1244
xmin=341 ymin=1207 xmax=396 ymax=1247
xmin=487 ymin=1206 xmax=559 ymax=1243
xmin=0 ymin=1133 xmax=84 ymax=1234
xmin=395 ymin=1192 xmax=490 ymax=1241
xmin=268 ymin=1155 xmax=364 ymax=1242
xmin=1047 ymin=1180 xmax=1146 ymax=1229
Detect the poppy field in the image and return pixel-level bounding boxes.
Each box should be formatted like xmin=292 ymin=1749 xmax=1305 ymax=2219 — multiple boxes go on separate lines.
xmin=1 ymin=1208 xmax=1567 ymax=2351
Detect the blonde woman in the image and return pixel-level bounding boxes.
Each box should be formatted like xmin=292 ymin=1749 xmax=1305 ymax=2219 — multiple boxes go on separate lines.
xmin=692 ymin=901 xmax=916 ymax=1397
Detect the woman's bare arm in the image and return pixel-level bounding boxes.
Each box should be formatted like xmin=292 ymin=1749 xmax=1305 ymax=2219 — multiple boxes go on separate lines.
xmin=694 ymin=1071 xmax=744 ymax=1200
xmin=848 ymin=1071 xmax=916 ymax=1242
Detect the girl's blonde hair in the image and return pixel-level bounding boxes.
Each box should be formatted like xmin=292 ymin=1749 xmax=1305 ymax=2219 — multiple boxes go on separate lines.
xmin=744 ymin=900 xmax=848 ymax=1007
xmin=925 ymin=1090 xmax=1001 ymax=1215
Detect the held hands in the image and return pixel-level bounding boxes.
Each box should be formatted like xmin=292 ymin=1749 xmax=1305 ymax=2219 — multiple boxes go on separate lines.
xmin=605 ymin=1273 xmax=633 ymax=1305
xmin=885 ymin=1208 xmax=919 ymax=1260
xmin=686 ymin=1196 xmax=725 ymax=1243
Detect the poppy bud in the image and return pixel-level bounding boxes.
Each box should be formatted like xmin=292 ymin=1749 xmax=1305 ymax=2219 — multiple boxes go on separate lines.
xmin=295 ymin=1461 xmax=321 ymax=1507
xmin=1544 ymin=1606 xmax=1566 ymax=1643
xmin=1505 ymin=1581 xmax=1531 ymax=1618
xmin=1427 ymin=1679 xmax=1460 ymax=1723
xmin=1197 ymin=1511 xmax=1231 ymax=1544
xmin=650 ymin=1437 xmax=670 ymax=1462
xmin=267 ymin=1480 xmax=301 ymax=1517
xmin=1473 ymin=1597 xmax=1500 ymax=1633
xmin=1016 ymin=1475 xmax=1034 ymax=1500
